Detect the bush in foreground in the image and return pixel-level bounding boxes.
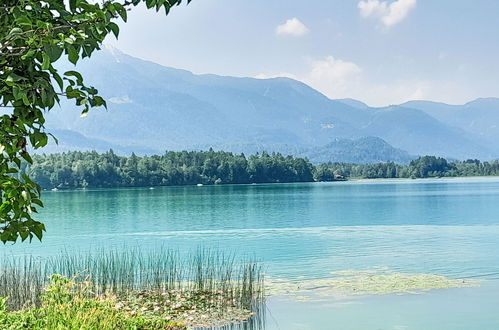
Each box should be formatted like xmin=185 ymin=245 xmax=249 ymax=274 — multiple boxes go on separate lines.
xmin=0 ymin=274 xmax=184 ymax=329
xmin=0 ymin=248 xmax=265 ymax=328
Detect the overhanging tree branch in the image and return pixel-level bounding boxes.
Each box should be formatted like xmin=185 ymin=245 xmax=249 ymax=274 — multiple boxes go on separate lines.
xmin=0 ymin=0 xmax=191 ymax=243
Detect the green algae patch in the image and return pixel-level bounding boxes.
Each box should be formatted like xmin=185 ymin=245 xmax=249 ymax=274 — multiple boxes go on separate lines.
xmin=266 ymin=270 xmax=480 ymax=299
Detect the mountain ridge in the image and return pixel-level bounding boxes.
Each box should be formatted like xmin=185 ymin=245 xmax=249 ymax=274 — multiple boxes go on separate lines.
xmin=41 ymin=48 xmax=499 ymax=163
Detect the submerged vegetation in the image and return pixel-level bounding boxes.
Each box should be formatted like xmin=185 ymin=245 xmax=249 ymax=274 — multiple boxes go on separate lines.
xmin=0 ymin=248 xmax=264 ymax=329
xmin=266 ymin=268 xmax=479 ymax=301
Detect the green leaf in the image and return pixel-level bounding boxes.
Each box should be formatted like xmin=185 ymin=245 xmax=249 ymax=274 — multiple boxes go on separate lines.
xmin=66 ymin=45 xmax=79 ymax=64
xmin=108 ymin=22 xmax=120 ymax=38
xmin=36 ymin=134 xmax=48 ymax=148
xmin=64 ymin=71 xmax=83 ymax=85
xmin=22 ymin=173 xmax=33 ymax=184
xmin=69 ymin=0 xmax=77 ymax=13
xmin=6 ymin=73 xmax=25 ymax=83
xmin=0 ymin=202 xmax=12 ymax=214
xmin=32 ymin=223 xmax=45 ymax=241
xmin=41 ymin=88 xmax=48 ymax=105
xmin=19 ymin=230 xmax=29 ymax=242
xmin=21 ymin=153 xmax=33 ymax=164
xmin=13 ymin=158 xmax=21 ymax=168
xmin=32 ymin=199 xmax=44 ymax=207
xmin=12 ymin=86 xmax=21 ymax=100
xmin=41 ymin=53 xmax=51 ymax=70
xmin=93 ymin=96 xmax=106 ymax=108
xmin=7 ymin=27 xmax=23 ymax=39
xmin=21 ymin=49 xmax=36 ymax=60
xmin=48 ymin=133 xmax=59 ymax=145
xmin=53 ymin=72 xmax=64 ymax=91
xmin=44 ymin=44 xmax=64 ymax=62
xmin=21 ymin=93 xmax=30 ymax=105
xmin=15 ymin=16 xmax=32 ymax=27
xmin=115 ymin=4 xmax=128 ymax=22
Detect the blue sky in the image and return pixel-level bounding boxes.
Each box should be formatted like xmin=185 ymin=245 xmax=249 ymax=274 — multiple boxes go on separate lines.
xmin=107 ymin=0 xmax=499 ymax=107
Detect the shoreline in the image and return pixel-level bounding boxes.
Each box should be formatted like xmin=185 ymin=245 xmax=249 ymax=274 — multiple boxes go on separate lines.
xmin=44 ymin=175 xmax=499 ymax=192
xmin=347 ymin=175 xmax=499 ymax=182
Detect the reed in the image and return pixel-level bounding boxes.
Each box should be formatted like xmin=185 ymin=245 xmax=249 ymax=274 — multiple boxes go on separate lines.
xmin=0 ymin=256 xmax=45 ymax=310
xmin=0 ymin=247 xmax=265 ymax=321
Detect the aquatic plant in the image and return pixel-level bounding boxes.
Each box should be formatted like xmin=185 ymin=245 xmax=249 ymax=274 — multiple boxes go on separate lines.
xmin=0 ymin=256 xmax=44 ymax=310
xmin=0 ymin=248 xmax=265 ymax=328
xmin=266 ymin=269 xmax=480 ymax=300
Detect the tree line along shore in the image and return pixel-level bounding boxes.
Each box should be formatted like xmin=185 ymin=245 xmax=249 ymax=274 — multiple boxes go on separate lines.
xmin=22 ymin=150 xmax=499 ymax=190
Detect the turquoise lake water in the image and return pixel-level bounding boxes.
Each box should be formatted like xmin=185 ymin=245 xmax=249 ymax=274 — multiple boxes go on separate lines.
xmin=4 ymin=177 xmax=499 ymax=329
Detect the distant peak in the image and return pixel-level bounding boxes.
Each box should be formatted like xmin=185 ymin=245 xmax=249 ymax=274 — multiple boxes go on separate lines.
xmin=464 ymin=97 xmax=499 ymax=107
xmin=102 ymin=44 xmax=125 ymax=62
xmin=335 ymin=98 xmax=369 ymax=109
xmin=103 ymin=44 xmax=122 ymax=52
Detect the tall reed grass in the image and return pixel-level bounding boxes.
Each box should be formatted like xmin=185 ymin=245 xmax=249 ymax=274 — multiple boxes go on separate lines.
xmin=0 ymin=247 xmax=264 ymax=316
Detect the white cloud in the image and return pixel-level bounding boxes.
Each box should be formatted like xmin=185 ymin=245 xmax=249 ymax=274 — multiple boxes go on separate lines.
xmin=355 ymin=80 xmax=432 ymax=106
xmin=306 ymin=56 xmax=363 ymax=97
xmin=358 ymin=0 xmax=388 ymax=18
xmin=256 ymin=56 xmax=362 ymax=100
xmin=108 ymin=95 xmax=133 ymax=104
xmin=276 ymin=18 xmax=309 ymax=36
xmin=358 ymin=0 xmax=416 ymax=27
xmin=255 ymin=56 xmax=468 ymax=107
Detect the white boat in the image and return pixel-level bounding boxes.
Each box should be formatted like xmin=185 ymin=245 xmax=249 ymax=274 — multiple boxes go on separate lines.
xmin=197 ymin=184 xmax=203 ymax=186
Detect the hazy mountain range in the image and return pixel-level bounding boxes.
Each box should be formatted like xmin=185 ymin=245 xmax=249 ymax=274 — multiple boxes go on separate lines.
xmin=40 ymin=47 xmax=499 ymax=164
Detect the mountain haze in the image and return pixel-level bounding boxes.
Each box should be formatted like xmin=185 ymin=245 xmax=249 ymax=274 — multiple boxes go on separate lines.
xmin=403 ymin=98 xmax=499 ymax=145
xmin=42 ymin=48 xmax=499 ymax=163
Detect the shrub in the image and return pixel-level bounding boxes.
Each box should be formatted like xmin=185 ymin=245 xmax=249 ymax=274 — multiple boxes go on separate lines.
xmin=0 ymin=274 xmax=185 ymax=329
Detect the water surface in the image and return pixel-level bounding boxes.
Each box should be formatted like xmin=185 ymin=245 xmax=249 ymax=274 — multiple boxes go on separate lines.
xmin=4 ymin=178 xmax=499 ymax=329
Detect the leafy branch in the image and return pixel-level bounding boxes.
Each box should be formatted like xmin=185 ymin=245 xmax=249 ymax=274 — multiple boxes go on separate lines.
xmin=0 ymin=0 xmax=190 ymax=243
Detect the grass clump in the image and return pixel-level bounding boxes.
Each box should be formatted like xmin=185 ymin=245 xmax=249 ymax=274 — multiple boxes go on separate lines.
xmin=0 ymin=274 xmax=183 ymax=329
xmin=0 ymin=248 xmax=265 ymax=329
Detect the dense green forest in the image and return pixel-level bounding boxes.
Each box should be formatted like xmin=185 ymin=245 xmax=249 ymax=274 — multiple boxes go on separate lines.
xmin=26 ymin=150 xmax=314 ymax=189
xmin=316 ymin=156 xmax=499 ymax=180
xmin=23 ymin=152 xmax=499 ymax=190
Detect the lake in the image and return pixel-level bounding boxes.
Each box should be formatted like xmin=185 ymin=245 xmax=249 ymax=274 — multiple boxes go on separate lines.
xmin=4 ymin=178 xmax=499 ymax=329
